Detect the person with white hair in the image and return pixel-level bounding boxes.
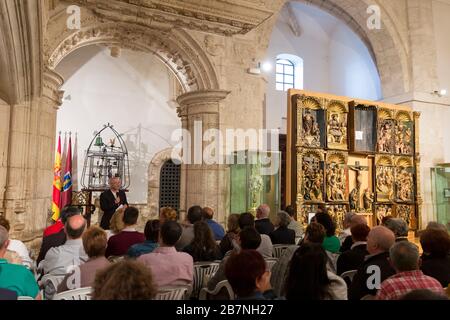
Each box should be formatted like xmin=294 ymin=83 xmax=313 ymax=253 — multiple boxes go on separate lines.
xmin=255 ymin=204 xmax=274 ymax=235
xmin=269 ymin=211 xmax=296 ymax=245
xmin=384 ymin=218 xmax=409 ymax=242
xmin=0 ymin=226 xmax=41 ymax=299
xmin=376 ymin=241 xmax=445 ymax=300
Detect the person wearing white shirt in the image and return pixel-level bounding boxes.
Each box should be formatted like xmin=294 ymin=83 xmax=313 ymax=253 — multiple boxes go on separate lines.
xmin=338 ymin=212 xmax=356 ymax=244
xmin=0 ymin=216 xmax=33 ymax=268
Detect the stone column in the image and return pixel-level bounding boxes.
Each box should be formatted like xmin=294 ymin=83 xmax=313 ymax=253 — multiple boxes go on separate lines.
xmin=176 ymin=90 xmax=230 ymax=225
xmin=3 ymin=69 xmax=63 ymax=242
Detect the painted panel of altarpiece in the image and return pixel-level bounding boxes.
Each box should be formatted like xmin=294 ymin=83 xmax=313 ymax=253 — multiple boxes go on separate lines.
xmin=349 ymin=104 xmax=377 ymax=154
xmin=296 ymin=95 xmax=327 ymax=149
xmin=394 ymin=111 xmax=414 ymax=156
xmin=394 ymin=157 xmax=415 ymax=203
xmin=375 ymin=155 xmax=395 ymax=203
xmin=326 ymin=100 xmax=348 ymax=151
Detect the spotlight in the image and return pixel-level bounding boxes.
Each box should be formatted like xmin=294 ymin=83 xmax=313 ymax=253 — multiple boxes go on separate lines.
xmin=261 ymin=62 xmax=272 ymax=72
xmin=432 ymin=89 xmax=448 ymax=97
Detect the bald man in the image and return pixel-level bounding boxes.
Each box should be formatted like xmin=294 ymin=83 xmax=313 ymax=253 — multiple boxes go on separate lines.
xmin=340 ymin=214 xmax=368 ymax=252
xmin=255 ymin=204 xmax=274 ymax=235
xmin=42 ymin=214 xmax=88 ymax=276
xmin=349 ymin=226 xmax=396 ymax=300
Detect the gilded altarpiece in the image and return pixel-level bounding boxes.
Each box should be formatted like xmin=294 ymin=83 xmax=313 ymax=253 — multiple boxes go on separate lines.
xmin=287 ymin=90 xmax=422 ymax=232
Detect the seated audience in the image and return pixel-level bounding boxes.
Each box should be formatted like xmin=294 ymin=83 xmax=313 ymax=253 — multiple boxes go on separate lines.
xmin=336 ymin=223 xmax=370 ymax=277
xmin=43 ymin=216 xmax=64 ymax=238
xmin=269 ymin=211 xmax=295 ymax=245
xmin=237 ymin=212 xmax=273 ymax=258
xmin=105 ymin=207 xmax=145 ymax=258
xmin=138 ymin=221 xmax=193 ymax=287
xmin=425 ymin=221 xmax=447 ymax=232
xmin=92 ymin=260 xmax=157 ymax=300
xmin=0 ymin=226 xmax=40 ymax=299
xmin=381 ymin=215 xmax=393 ymax=226
xmin=285 ymin=243 xmax=347 ymax=300
xmin=271 ymin=222 xmax=326 ymax=297
xmin=176 ymin=205 xmax=202 ymax=251
xmin=419 ymin=228 xmax=450 ymax=287
xmin=340 ymin=214 xmax=367 ymax=252
xmin=128 ymin=220 xmax=160 ymax=258
xmin=315 ymin=212 xmax=340 ymax=254
xmin=42 ymin=214 xmax=88 ymax=276
xmin=159 ymin=206 xmax=178 ymax=224
xmin=219 ymin=213 xmax=240 ymax=255
xmin=384 ymin=218 xmax=409 ymax=242
xmin=58 ymin=226 xmax=110 ymax=292
xmin=106 ymin=207 xmax=125 ymax=239
xmin=207 ymin=227 xmax=262 ymax=291
xmin=338 ymin=212 xmax=356 ymax=244
xmin=0 ymin=216 xmax=32 ymax=268
xmin=285 ymin=205 xmax=304 ymax=239
xmin=225 ymin=250 xmax=273 ymax=300
xmin=37 ymin=206 xmax=81 ymax=265
xmin=400 ymin=289 xmax=449 ymax=300
xmin=349 ymin=226 xmax=396 ymax=300
xmin=183 ymin=221 xmax=222 ymax=262
xmin=255 ymin=204 xmax=274 ymax=235
xmin=202 ymin=207 xmax=225 ymax=241
xmin=376 ymin=241 xmax=445 ymax=300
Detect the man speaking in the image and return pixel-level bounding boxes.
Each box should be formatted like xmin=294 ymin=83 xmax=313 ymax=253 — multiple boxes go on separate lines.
xmin=100 ymin=177 xmax=128 ymax=230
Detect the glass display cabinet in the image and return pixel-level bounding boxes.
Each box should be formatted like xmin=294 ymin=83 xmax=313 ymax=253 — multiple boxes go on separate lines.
xmin=431 ymin=164 xmax=450 ymax=231
xmin=229 ymin=150 xmax=281 ymax=218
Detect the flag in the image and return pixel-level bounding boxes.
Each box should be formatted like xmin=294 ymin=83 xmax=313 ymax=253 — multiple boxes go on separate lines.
xmin=61 ymin=134 xmax=73 ymax=209
xmin=51 ymin=134 xmax=62 ymax=221
xmin=61 ymin=132 xmax=67 ymax=180
xmin=72 ymin=133 xmax=78 ymax=192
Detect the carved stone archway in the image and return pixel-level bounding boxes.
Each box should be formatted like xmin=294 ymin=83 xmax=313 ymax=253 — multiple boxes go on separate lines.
xmin=147 ymin=148 xmax=175 ymax=220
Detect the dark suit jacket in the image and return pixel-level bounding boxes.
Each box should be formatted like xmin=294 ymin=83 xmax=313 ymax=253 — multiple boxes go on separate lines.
xmin=269 ymin=227 xmax=296 ymax=245
xmin=255 ymin=218 xmax=274 ymax=235
xmin=100 ymin=189 xmax=128 ymax=230
xmin=420 ymin=254 xmax=450 ymax=287
xmin=37 ymin=229 xmax=66 ymax=265
xmin=337 ymin=243 xmax=369 ymax=276
xmin=340 ymin=235 xmax=353 ymax=253
xmin=349 ymin=251 xmax=395 ymax=300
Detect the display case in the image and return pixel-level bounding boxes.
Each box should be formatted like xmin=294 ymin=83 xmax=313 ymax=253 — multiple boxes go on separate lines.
xmin=229 ymin=150 xmax=281 ymax=218
xmin=431 ymin=164 xmax=450 ymax=231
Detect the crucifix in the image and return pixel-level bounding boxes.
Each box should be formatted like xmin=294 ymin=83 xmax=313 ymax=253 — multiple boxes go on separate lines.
xmin=348 ymin=161 xmax=369 ymax=211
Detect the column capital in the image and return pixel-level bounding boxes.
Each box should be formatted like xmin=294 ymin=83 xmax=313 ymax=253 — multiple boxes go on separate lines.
xmin=176 ymin=90 xmax=230 ymax=106
xmin=42 ymin=68 xmax=65 ymax=109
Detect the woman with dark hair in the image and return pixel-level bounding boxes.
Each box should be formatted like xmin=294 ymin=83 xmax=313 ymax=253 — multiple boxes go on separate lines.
xmin=314 ymin=212 xmax=341 ymax=253
xmin=183 ymin=221 xmax=222 ymax=262
xmin=225 ymin=250 xmax=273 ymax=300
xmin=419 ymin=228 xmax=450 ymax=287
xmin=285 ymin=243 xmax=347 ymax=300
xmin=219 ymin=214 xmax=240 ymax=255
xmin=127 ymin=220 xmax=160 ymax=258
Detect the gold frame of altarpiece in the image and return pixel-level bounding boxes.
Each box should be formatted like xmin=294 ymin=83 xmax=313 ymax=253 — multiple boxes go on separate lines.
xmin=286 ymin=89 xmax=422 ymax=232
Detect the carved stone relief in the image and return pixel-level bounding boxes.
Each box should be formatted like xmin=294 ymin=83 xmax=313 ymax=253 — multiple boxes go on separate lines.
xmin=326 ymin=100 xmax=348 ymax=150
xmin=326 ymin=152 xmax=348 ymax=203
xmin=301 ymin=150 xmax=325 ymax=203
xmin=375 ymin=204 xmax=393 ymax=225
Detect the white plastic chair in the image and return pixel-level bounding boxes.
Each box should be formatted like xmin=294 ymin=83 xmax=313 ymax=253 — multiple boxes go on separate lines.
xmin=192 ymin=262 xmax=220 ymax=298
xmin=265 ymin=258 xmax=278 ymax=271
xmin=199 ymin=280 xmax=235 ymax=300
xmin=52 ymin=287 xmax=92 ymax=300
xmin=17 ymin=296 xmax=34 ymax=300
xmin=39 ymin=274 xmax=65 ymax=300
xmin=154 ymin=286 xmax=189 ymax=300
xmin=340 ymin=269 xmax=358 ymax=284
xmin=272 ymin=245 xmax=290 ymax=259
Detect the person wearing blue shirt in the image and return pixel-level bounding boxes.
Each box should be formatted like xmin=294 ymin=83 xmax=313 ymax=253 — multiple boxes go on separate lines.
xmin=202 ymin=207 xmax=225 ymax=241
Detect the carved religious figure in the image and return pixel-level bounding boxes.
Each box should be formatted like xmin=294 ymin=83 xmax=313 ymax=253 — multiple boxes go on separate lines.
xmin=326 ymin=164 xmax=346 ymax=202
xmin=395 ymin=123 xmax=413 ymax=155
xmin=395 ymin=167 xmax=414 ymax=202
xmin=363 ymin=188 xmax=374 ymax=211
xmin=302 ymin=155 xmax=324 ymax=202
xmin=327 ymin=205 xmax=346 ymax=231
xmin=396 ymin=205 xmax=412 ymax=227
xmin=328 ymin=113 xmax=347 ymax=145
xmin=348 ymin=161 xmax=368 ymax=211
xmin=376 ymin=205 xmax=393 ymax=225
xmin=302 ymin=110 xmax=321 ymax=147
xmin=376 ymin=166 xmax=395 ymax=201
xmin=377 ymin=120 xmax=395 ymax=153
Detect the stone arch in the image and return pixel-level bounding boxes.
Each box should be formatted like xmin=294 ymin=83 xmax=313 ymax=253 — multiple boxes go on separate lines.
xmin=147 ymin=148 xmax=176 ymax=219
xmin=294 ymin=0 xmax=410 ymax=98
xmin=45 ymin=19 xmax=220 ymax=93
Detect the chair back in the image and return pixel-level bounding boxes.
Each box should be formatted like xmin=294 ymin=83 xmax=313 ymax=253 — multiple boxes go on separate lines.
xmin=192 ymin=262 xmax=220 ymax=298
xmin=39 ymin=274 xmax=65 ymax=300
xmin=265 ymin=258 xmax=278 ymax=271
xmin=199 ymin=280 xmax=235 ymax=300
xmin=340 ymin=270 xmax=358 ymax=284
xmin=154 ymin=286 xmax=189 ymax=300
xmin=326 ymin=251 xmax=340 ymax=274
xmin=272 ymin=245 xmax=290 ymax=259
xmin=17 ymin=296 xmax=34 ymax=300
xmin=52 ymin=287 xmax=92 ymax=300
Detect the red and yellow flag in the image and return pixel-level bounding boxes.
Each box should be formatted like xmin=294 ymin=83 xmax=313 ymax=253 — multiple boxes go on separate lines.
xmin=51 ymin=135 xmax=62 ymax=221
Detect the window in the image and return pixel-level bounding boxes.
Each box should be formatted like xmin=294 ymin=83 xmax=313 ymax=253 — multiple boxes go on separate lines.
xmin=276 ymin=59 xmax=295 ymax=91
